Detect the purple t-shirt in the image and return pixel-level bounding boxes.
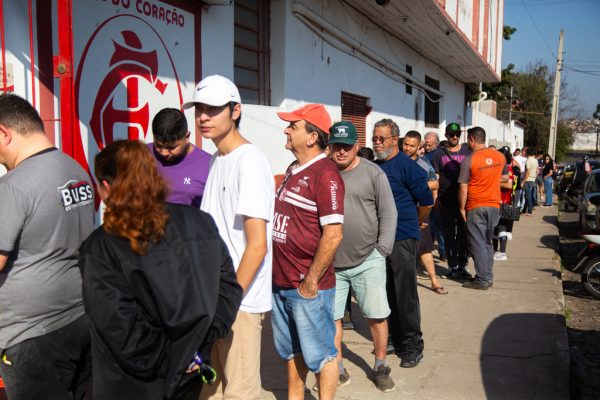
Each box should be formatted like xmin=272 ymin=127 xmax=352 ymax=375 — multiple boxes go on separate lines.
xmin=148 ymin=143 xmax=211 ymax=208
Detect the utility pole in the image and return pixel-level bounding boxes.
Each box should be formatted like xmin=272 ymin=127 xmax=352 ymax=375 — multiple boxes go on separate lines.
xmin=548 ymin=30 xmax=564 ymax=159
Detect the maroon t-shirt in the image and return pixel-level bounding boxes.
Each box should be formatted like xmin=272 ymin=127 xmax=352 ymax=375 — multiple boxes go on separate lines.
xmin=272 ymin=153 xmax=345 ymax=290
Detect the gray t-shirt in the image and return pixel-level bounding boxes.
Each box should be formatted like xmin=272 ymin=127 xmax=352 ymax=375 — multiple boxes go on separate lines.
xmin=0 ymin=148 xmax=95 ymax=349
xmin=334 ymin=159 xmax=397 ymax=268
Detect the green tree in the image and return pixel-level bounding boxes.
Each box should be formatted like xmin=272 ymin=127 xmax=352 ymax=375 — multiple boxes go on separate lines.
xmin=594 ymin=104 xmax=600 ymax=120
xmin=503 ymin=25 xmax=517 ymax=40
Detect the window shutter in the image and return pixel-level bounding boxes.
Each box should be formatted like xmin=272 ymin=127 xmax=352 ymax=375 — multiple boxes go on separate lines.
xmin=341 ymin=92 xmax=370 ymax=148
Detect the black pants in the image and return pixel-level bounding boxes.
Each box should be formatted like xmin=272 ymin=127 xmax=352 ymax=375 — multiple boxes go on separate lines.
xmin=440 ymin=207 xmax=469 ymax=269
xmin=386 ymin=239 xmax=424 ymax=355
xmin=0 ymin=315 xmax=91 ymax=400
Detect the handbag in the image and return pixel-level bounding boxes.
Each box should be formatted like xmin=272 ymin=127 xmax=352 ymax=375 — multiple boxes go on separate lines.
xmin=500 ymin=203 xmax=521 ymax=222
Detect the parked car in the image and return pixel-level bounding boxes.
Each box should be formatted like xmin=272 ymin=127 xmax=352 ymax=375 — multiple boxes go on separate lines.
xmin=578 ymin=169 xmax=600 ymax=232
xmin=558 ymin=159 xmax=600 ymax=211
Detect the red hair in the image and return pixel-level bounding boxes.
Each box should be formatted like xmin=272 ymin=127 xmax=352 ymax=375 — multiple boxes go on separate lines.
xmin=94 ymin=140 xmax=169 ymax=255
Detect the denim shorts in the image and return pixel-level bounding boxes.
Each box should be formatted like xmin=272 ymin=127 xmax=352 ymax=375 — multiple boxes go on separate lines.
xmin=271 ymin=286 xmax=337 ymax=373
xmin=334 ymin=248 xmax=390 ymax=320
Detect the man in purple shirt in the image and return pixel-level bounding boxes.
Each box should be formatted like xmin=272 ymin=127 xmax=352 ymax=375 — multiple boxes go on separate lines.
xmin=148 ymin=108 xmax=211 ymax=207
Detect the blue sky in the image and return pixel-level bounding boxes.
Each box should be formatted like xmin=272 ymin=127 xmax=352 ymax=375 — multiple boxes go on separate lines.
xmin=502 ymin=0 xmax=600 ymax=119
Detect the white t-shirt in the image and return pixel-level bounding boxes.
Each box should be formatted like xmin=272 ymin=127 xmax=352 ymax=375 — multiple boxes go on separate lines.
xmin=514 ymin=155 xmax=527 ymax=176
xmin=201 ymin=144 xmax=274 ymax=313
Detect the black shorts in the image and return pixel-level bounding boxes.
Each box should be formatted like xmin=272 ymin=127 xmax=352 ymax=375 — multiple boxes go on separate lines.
xmin=417 ymin=220 xmax=434 ymax=255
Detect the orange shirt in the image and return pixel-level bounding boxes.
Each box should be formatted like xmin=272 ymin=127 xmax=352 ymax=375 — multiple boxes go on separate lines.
xmin=458 ymin=148 xmax=508 ymax=211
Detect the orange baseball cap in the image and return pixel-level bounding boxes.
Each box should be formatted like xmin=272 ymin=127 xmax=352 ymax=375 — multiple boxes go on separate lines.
xmin=277 ymin=104 xmax=332 ymax=134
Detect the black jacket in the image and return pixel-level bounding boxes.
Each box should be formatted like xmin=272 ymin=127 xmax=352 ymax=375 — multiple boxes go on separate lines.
xmin=79 ymin=204 xmax=242 ymax=399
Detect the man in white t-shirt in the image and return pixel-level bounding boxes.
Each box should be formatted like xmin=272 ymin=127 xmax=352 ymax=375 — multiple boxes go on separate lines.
xmin=183 ymin=75 xmax=274 ymax=400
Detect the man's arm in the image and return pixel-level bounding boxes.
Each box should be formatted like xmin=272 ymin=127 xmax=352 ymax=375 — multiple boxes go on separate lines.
xmin=236 ymin=217 xmax=268 ymax=294
xmin=427 ymin=180 xmax=439 ymax=192
xmin=0 ymin=251 xmax=8 ymax=272
xmin=375 ymin=171 xmax=397 ymax=256
xmin=298 ymin=223 xmax=343 ymax=298
xmin=500 ymin=174 xmax=512 ymax=190
xmin=417 ymin=204 xmax=433 ymax=229
xmin=459 ymin=183 xmax=468 ymax=221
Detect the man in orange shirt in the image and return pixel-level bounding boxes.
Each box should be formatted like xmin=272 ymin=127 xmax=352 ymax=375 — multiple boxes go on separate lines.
xmin=458 ymin=127 xmax=509 ymax=290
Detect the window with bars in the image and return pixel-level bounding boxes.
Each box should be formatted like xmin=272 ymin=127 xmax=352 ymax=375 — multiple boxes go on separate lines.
xmin=341 ymin=92 xmax=370 ymax=148
xmin=424 ymin=75 xmax=440 ymax=127
xmin=234 ymin=0 xmax=270 ymax=105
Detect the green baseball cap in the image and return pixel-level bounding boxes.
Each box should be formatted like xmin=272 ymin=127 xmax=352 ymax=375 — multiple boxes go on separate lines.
xmin=446 ymin=122 xmax=461 ymax=133
xmin=329 ymin=121 xmax=358 ymax=145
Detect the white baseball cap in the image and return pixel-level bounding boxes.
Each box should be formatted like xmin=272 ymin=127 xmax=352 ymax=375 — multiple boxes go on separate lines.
xmin=181 ymin=75 xmax=241 ymax=109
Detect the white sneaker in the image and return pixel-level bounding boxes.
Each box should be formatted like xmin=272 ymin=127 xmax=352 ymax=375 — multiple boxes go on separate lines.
xmin=494 ymin=252 xmax=507 ymax=261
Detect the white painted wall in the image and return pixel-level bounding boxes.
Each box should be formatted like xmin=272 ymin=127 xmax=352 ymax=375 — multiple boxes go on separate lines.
xmin=457 ymin=0 xmax=473 ymax=41
xmin=466 ymin=106 xmax=524 ymax=150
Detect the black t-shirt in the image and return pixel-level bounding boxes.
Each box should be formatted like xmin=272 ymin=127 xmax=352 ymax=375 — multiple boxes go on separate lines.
xmin=432 ymin=144 xmax=472 ymax=209
xmin=542 ymin=161 xmax=554 ymax=177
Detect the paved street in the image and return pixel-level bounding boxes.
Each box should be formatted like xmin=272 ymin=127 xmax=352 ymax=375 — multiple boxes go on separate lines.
xmin=256 ymin=205 xmax=569 ymax=399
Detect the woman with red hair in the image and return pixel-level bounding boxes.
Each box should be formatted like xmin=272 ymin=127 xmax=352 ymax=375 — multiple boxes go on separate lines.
xmin=79 ymin=140 xmax=242 ymax=400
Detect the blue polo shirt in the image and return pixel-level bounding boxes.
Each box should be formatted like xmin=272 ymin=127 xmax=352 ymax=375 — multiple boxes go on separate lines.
xmin=378 ymin=152 xmax=434 ymax=241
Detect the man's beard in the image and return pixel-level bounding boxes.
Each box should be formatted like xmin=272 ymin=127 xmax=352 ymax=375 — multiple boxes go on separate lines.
xmin=375 ymin=149 xmax=392 ymax=160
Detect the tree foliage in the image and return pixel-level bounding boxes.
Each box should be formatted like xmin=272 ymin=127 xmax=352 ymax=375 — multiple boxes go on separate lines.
xmin=467 ymin=61 xmax=579 ymax=161
xmin=503 ymin=25 xmax=517 ymax=40
xmin=594 ymin=104 xmax=600 ymax=120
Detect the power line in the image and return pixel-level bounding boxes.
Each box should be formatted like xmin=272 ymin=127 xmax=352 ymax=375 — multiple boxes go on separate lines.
xmin=519 ymin=0 xmax=556 ymax=58
xmin=564 ymin=66 xmax=600 ymax=77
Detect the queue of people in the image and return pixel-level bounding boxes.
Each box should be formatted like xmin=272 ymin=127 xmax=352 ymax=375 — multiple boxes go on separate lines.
xmin=0 ymin=75 xmax=536 ymax=400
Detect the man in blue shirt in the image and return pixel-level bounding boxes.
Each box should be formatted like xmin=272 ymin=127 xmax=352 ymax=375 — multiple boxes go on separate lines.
xmin=373 ymin=119 xmax=434 ymax=368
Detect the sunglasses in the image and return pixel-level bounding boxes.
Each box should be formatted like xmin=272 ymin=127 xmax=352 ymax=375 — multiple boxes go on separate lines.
xmin=372 ymin=136 xmax=394 ymax=143
xmin=446 ymin=132 xmax=461 ymax=138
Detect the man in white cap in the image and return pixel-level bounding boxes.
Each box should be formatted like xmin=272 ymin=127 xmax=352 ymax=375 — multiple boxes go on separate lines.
xmin=183 ymin=75 xmax=274 ymax=400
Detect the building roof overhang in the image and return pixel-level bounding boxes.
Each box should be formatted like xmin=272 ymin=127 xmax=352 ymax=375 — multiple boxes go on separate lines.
xmin=342 ymin=0 xmax=500 ymax=83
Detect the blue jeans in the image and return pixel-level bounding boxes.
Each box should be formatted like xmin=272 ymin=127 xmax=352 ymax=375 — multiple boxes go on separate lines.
xmin=271 ymin=286 xmax=337 ymax=373
xmin=466 ymin=207 xmax=500 ymax=284
xmin=543 ymin=177 xmax=553 ymax=206
xmin=523 ymin=181 xmax=536 ymax=214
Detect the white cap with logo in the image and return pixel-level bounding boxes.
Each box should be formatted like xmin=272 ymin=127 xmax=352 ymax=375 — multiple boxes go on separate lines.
xmin=182 ymin=74 xmax=241 ymax=109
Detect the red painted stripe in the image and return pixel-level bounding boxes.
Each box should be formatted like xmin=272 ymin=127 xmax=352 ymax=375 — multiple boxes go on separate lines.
xmin=0 ymin=0 xmax=7 ymax=94
xmin=28 ymin=0 xmax=35 ymax=108
xmin=472 ymin=0 xmax=480 ymax=50
xmin=482 ymin=0 xmax=490 ymax=61
xmin=36 ymin=0 xmax=56 ymax=143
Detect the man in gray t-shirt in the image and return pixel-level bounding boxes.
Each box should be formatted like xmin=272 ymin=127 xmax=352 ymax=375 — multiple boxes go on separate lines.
xmin=328 ymin=121 xmax=397 ymax=393
xmin=0 ymin=94 xmax=94 ymax=400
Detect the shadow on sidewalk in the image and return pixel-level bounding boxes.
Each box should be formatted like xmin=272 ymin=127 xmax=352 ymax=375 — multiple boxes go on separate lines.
xmin=481 ymin=313 xmax=568 ymax=399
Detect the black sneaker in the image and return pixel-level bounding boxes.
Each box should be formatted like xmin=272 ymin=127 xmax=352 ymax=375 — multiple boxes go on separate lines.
xmin=462 ymin=280 xmax=490 ymax=290
xmin=373 ymin=365 xmax=395 ymax=392
xmin=417 ymin=267 xmax=430 ymax=280
xmin=400 ymin=351 xmax=423 ymax=368
xmin=443 ymin=267 xmax=467 ymax=279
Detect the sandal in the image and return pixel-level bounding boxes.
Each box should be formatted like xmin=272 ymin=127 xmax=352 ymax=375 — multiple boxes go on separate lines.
xmin=431 ymin=286 xmax=448 ymax=295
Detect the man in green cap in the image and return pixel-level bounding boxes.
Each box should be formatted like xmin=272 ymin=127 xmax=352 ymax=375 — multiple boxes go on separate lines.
xmin=328 ymin=121 xmax=398 ymax=392
xmin=431 ymin=122 xmax=472 ymax=278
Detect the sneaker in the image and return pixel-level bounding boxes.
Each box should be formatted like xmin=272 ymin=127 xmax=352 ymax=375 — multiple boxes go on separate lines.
xmin=400 ymin=351 xmax=423 ymax=368
xmin=494 ymin=252 xmax=508 ymax=261
xmin=462 ymin=280 xmax=490 ymax=290
xmin=312 ymin=368 xmax=350 ymax=391
xmin=439 ymin=255 xmax=447 ymax=262
xmin=373 ymin=365 xmax=395 ymax=392
xmin=443 ymin=267 xmax=470 ymax=279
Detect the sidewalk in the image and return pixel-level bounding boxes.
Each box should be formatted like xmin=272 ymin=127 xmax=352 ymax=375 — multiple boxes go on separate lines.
xmin=258 ymin=205 xmax=570 ymax=399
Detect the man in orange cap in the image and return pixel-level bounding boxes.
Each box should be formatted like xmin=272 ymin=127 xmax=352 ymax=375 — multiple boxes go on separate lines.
xmin=271 ymin=104 xmax=345 ymax=400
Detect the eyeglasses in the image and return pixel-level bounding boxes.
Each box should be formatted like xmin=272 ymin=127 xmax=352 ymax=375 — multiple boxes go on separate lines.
xmin=446 ymin=132 xmax=461 ymax=138
xmin=372 ymin=136 xmax=393 ymax=143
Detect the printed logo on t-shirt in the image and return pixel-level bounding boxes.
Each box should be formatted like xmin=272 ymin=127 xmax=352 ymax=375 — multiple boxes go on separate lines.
xmin=58 ymin=180 xmax=93 ymax=211
xmin=298 ymin=177 xmax=309 ymax=188
xmin=272 ymin=211 xmax=289 ymax=243
xmin=486 ymin=158 xmax=492 ymax=166
xmin=330 ymin=180 xmax=339 ymax=210
xmin=183 ymin=177 xmax=191 ymax=185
